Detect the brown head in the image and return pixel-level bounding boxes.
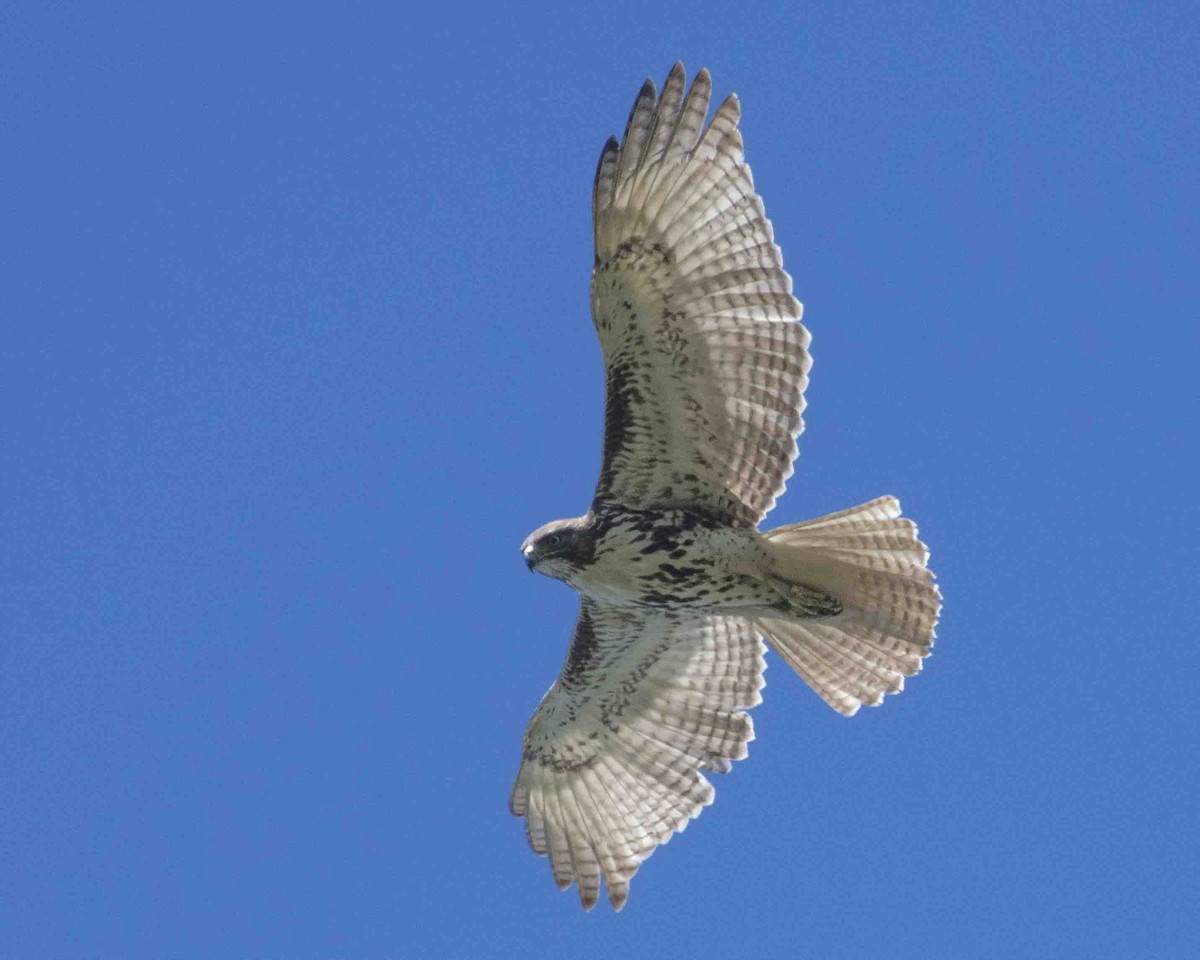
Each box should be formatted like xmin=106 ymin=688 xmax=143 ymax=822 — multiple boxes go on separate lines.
xmin=521 ymin=516 xmax=593 ymax=582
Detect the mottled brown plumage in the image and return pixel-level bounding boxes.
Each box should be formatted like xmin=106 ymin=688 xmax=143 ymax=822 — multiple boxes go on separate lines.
xmin=512 ymin=64 xmax=941 ymax=911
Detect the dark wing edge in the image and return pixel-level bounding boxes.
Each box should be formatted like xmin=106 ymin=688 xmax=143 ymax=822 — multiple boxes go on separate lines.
xmin=509 ymin=598 xmax=766 ymax=910
xmin=589 ymin=63 xmax=811 ymax=527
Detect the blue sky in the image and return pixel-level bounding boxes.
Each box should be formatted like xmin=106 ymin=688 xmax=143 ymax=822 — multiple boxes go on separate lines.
xmin=2 ymin=2 xmax=1197 ymax=957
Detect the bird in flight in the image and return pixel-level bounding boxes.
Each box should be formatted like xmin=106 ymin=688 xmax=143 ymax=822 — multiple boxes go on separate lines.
xmin=511 ymin=63 xmax=941 ymax=912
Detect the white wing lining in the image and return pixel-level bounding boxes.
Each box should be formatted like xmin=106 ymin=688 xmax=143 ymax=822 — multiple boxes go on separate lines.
xmin=510 ymin=599 xmax=765 ymax=909
xmin=590 ymin=62 xmax=811 ymax=528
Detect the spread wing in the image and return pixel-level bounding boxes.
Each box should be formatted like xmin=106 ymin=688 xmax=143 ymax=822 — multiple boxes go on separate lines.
xmin=509 ymin=597 xmax=766 ymax=910
xmin=590 ymin=63 xmax=810 ymax=528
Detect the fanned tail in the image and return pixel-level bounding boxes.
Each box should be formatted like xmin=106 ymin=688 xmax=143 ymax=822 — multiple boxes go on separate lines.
xmin=758 ymin=496 xmax=941 ymax=716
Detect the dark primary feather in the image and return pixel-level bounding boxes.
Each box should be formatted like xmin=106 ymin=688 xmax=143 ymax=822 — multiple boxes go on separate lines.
xmin=512 ymin=65 xmax=942 ymax=912
xmin=510 ymin=597 xmax=765 ymax=910
xmin=588 ymin=63 xmax=810 ymax=528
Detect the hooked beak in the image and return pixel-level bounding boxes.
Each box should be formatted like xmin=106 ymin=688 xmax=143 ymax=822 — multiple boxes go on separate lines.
xmin=522 ymin=545 xmax=536 ymax=572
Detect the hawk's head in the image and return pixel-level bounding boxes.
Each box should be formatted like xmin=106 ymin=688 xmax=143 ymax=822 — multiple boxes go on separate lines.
xmin=521 ymin=517 xmax=591 ymax=581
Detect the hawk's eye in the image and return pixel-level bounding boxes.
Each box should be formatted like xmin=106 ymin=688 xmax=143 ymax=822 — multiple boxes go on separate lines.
xmin=546 ymin=534 xmax=563 ymax=547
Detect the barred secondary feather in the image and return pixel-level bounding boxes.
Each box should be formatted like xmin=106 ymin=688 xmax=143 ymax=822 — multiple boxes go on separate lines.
xmin=512 ymin=63 xmax=942 ymax=911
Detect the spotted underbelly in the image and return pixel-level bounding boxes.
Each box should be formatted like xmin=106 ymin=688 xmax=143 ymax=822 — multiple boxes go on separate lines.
xmin=569 ymin=515 xmax=778 ymax=611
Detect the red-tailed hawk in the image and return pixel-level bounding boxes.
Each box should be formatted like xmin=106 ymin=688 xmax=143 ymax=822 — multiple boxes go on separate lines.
xmin=511 ymin=63 xmax=941 ymax=911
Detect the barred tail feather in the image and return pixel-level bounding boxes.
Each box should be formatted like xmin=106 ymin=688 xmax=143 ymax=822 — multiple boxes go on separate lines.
xmin=758 ymin=496 xmax=941 ymax=716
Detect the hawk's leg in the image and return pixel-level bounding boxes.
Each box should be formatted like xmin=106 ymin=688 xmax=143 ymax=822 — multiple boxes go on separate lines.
xmin=778 ymin=581 xmax=844 ymax=618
